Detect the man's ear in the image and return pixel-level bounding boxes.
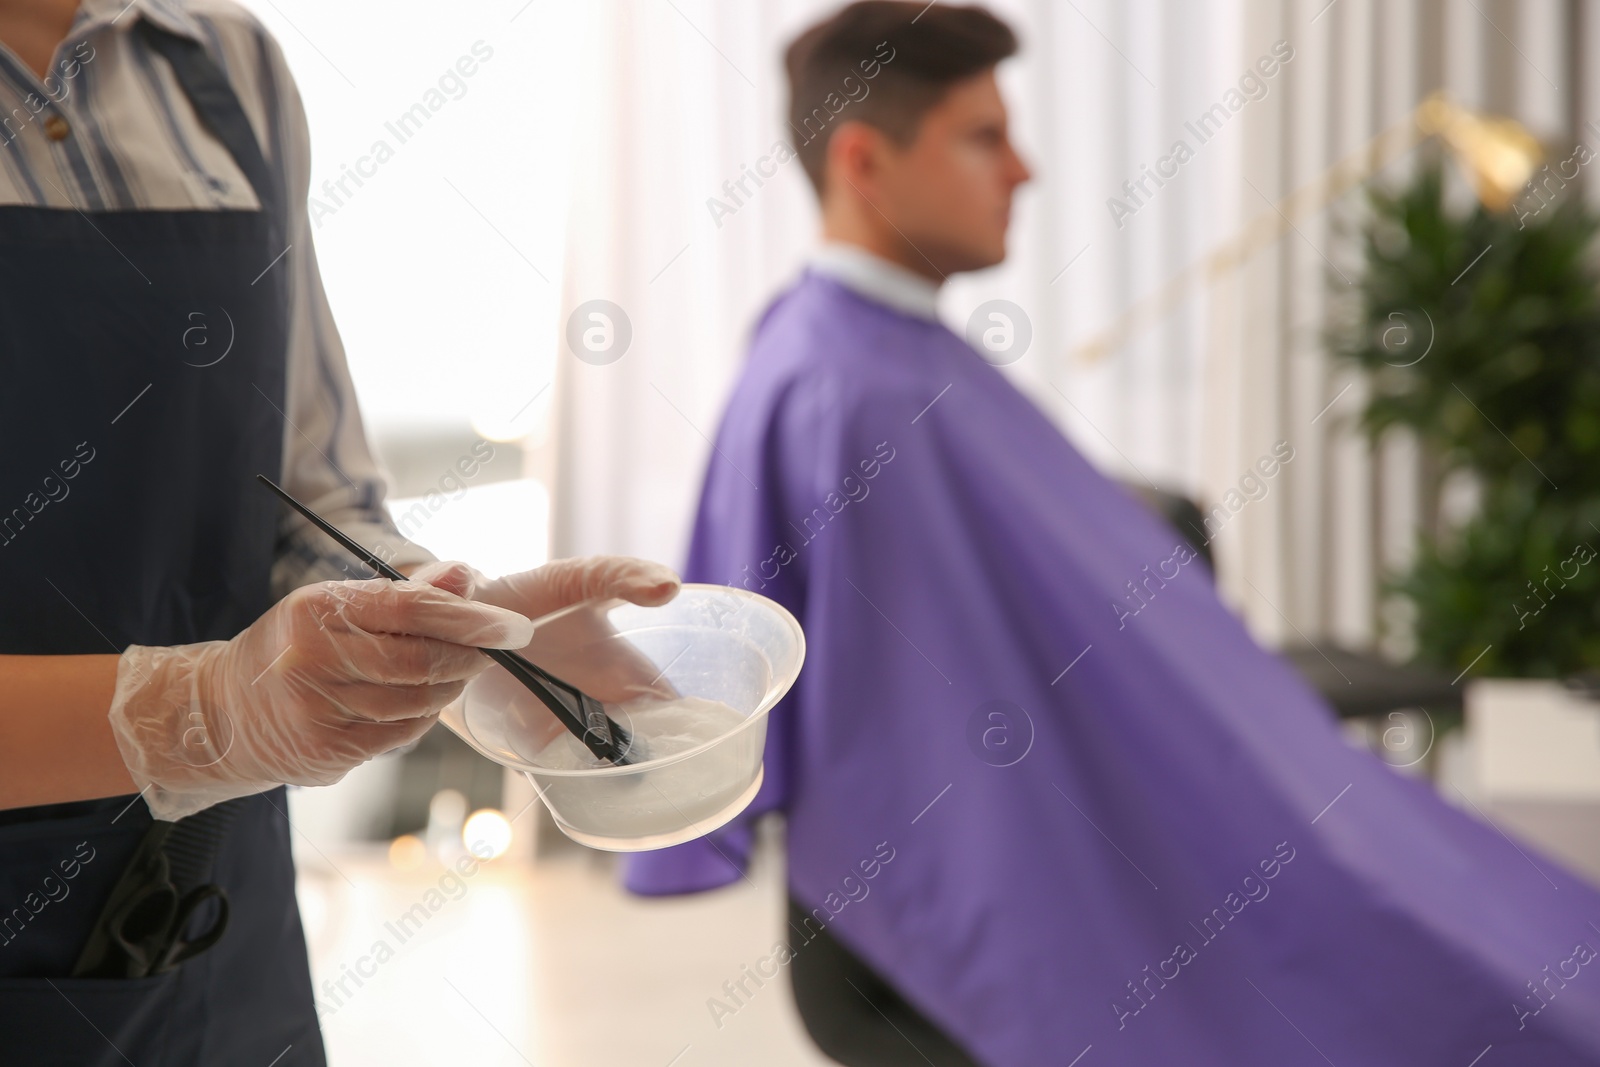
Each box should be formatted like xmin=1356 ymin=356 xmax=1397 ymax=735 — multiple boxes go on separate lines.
xmin=824 ymin=119 xmax=888 ymax=198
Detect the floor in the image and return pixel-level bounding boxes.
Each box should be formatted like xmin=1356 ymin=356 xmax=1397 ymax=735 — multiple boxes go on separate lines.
xmin=295 ymin=827 xmax=837 ymax=1067
xmin=287 ymin=717 xmax=1600 ymax=1067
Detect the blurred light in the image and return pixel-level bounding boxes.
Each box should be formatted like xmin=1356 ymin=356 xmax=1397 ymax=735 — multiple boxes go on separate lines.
xmin=428 ymin=788 xmax=468 ymax=828
xmin=470 ymin=419 xmax=530 ymax=444
xmin=463 ymin=808 xmax=514 ymax=860
xmin=389 ymin=833 xmax=426 ymax=870
xmin=427 ymin=787 xmax=469 ymax=861
xmin=470 ymin=392 xmax=550 ymax=444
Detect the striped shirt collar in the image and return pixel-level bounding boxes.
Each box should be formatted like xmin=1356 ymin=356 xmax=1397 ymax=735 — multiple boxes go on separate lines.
xmin=72 ymin=0 xmax=205 ymax=43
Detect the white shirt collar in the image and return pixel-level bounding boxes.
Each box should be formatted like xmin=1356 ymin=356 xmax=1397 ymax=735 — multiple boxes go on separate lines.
xmin=808 ymin=242 xmax=942 ymax=322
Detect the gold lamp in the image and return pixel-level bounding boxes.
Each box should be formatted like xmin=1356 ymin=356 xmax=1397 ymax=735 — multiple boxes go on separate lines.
xmin=1414 ymin=91 xmax=1543 ymax=212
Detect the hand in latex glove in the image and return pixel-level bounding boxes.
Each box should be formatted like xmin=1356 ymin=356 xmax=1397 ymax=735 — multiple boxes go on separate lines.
xmin=108 ymin=564 xmax=533 ymax=821
xmin=443 ymin=557 xmax=683 ymax=756
xmin=471 ymin=556 xmax=681 ymax=621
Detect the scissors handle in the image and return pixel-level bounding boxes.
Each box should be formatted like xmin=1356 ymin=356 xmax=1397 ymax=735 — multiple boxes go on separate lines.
xmin=156 ymin=885 xmax=230 ymax=973
xmin=108 ymin=880 xmax=230 ymax=978
xmin=109 ymin=881 xmax=179 ymax=978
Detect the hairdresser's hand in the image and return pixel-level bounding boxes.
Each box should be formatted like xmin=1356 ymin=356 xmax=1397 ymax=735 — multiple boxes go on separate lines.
xmin=439 ymin=556 xmax=682 ymax=717
xmin=107 ymin=565 xmax=533 ymax=821
xmin=471 ymin=556 xmax=681 ymax=621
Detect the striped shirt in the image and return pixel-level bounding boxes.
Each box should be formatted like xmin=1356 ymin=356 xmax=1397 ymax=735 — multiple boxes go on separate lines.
xmin=0 ymin=0 xmax=432 ymax=597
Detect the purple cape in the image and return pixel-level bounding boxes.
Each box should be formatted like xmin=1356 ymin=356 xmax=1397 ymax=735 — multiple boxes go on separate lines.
xmin=624 ymin=272 xmax=1600 ymax=1065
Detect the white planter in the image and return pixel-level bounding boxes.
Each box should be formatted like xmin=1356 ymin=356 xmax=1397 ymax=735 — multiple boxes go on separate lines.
xmin=1460 ymin=678 xmax=1600 ymax=887
xmin=1467 ymin=678 xmax=1600 ymax=800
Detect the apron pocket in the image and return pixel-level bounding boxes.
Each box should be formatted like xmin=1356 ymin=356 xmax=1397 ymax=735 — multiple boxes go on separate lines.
xmin=0 ymin=969 xmax=179 ymax=1066
xmin=0 ymin=808 xmax=150 ymax=980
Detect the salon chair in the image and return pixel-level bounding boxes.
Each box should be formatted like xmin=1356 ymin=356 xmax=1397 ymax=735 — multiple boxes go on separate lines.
xmin=1123 ymin=482 xmax=1464 ymax=724
xmin=787 ymin=897 xmax=982 ymax=1067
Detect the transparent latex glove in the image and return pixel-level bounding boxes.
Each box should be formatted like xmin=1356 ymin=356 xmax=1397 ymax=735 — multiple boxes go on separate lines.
xmin=471 ymin=556 xmax=681 ymax=621
xmin=450 ymin=556 xmax=683 ymax=757
xmin=108 ymin=563 xmax=533 ymax=821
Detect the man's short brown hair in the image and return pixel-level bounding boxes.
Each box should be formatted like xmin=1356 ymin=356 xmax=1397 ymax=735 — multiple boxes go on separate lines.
xmin=784 ymin=1 xmax=1018 ymax=195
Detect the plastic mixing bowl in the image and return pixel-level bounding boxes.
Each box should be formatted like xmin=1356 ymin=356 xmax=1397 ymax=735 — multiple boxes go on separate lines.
xmin=439 ymin=583 xmax=804 ymax=851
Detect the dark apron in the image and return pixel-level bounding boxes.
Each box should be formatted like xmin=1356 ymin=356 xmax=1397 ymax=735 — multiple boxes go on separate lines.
xmin=0 ymin=22 xmax=325 ymax=1066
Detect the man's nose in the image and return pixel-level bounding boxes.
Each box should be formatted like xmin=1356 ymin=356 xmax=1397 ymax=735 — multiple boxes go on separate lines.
xmin=1005 ymin=143 xmax=1033 ymax=187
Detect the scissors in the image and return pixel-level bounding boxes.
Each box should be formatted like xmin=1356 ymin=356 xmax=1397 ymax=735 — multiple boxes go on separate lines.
xmin=71 ymin=819 xmax=231 ymax=980
xmin=106 ymin=875 xmax=229 ymax=978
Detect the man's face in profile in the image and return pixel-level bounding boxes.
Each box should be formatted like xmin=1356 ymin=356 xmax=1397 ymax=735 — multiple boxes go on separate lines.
xmin=869 ymin=70 xmax=1031 ymax=274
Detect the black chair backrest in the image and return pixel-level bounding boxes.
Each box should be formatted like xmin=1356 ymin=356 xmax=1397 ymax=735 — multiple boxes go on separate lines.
xmin=1121 ymin=482 xmax=1215 ymax=574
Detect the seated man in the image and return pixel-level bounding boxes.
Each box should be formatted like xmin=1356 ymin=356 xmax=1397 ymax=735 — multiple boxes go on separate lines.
xmin=626 ymin=3 xmax=1600 ymax=1064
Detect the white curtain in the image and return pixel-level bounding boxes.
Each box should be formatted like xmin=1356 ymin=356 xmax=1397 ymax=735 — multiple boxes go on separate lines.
xmin=1224 ymin=0 xmax=1581 ymax=649
xmin=544 ymin=0 xmax=1588 ymax=649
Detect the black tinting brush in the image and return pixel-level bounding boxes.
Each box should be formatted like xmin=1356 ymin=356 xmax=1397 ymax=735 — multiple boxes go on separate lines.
xmin=256 ymin=475 xmax=635 ymax=766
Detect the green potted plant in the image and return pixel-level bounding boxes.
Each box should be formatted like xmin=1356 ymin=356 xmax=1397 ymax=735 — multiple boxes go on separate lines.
xmin=1333 ymin=161 xmax=1600 ymax=680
